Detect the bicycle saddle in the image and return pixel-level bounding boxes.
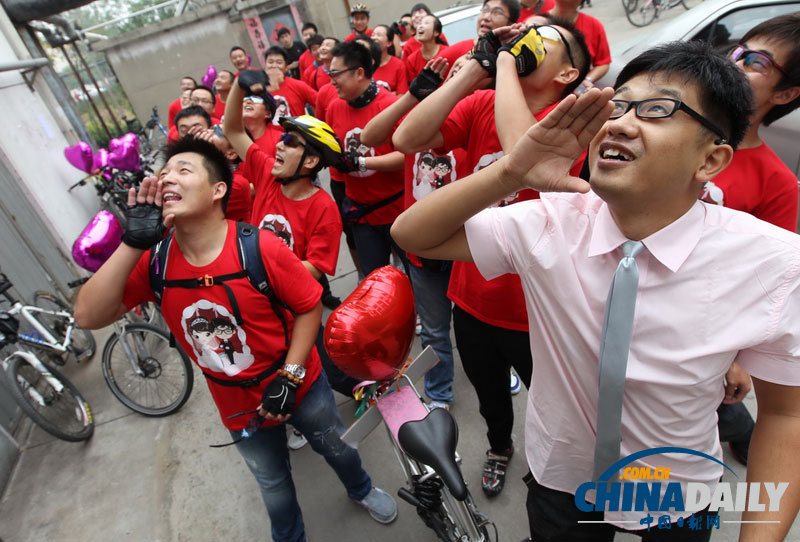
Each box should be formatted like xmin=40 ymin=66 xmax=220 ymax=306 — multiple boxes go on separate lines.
xmin=397 ymin=407 xmax=468 ymax=501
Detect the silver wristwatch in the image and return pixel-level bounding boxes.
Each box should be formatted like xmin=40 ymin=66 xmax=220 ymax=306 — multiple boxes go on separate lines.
xmin=283 ymin=364 xmax=306 ymax=380
xmin=357 ymin=156 xmax=367 ymax=172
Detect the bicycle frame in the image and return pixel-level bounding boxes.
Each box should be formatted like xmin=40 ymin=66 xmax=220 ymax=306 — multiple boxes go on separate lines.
xmin=6 ymin=302 xmax=74 ymax=355
xmin=1 ymin=349 xmax=65 ymax=406
xmin=343 ymin=346 xmax=490 ymax=541
xmin=112 ymin=316 xmax=153 ymax=377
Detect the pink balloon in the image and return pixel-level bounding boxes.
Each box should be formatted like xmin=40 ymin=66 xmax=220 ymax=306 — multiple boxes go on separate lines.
xmin=108 ymin=133 xmax=141 ymax=171
xmin=324 ymin=266 xmax=416 ymax=381
xmin=64 ymin=141 xmax=94 ymax=174
xmin=247 ymin=54 xmax=252 ymax=66
xmin=93 ymin=148 xmax=109 ymax=172
xmin=202 ymin=65 xmax=217 ymax=88
xmin=72 ymin=211 xmax=123 ymax=272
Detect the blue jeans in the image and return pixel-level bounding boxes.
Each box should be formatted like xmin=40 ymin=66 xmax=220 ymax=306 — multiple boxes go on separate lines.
xmin=232 ymin=373 xmax=372 ymax=542
xmin=408 ymin=261 xmax=454 ymax=403
xmin=352 ymin=222 xmax=408 ymax=276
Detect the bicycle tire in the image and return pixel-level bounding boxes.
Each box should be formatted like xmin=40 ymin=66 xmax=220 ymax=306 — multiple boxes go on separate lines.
xmin=102 ymin=323 xmax=193 ymax=416
xmin=32 ymin=292 xmax=96 ymax=364
xmin=6 ymin=354 xmax=94 ymax=441
xmin=626 ymin=0 xmax=657 ymax=26
xmin=622 ymin=0 xmax=638 ymax=14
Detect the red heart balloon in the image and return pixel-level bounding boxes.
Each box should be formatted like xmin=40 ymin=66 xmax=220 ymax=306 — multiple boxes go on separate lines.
xmin=324 ymin=266 xmax=416 ymax=381
xmin=64 ymin=141 xmax=94 ymax=174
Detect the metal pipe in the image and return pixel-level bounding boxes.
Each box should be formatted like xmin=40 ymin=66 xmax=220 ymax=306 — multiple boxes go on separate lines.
xmin=69 ymin=42 xmax=122 ymax=134
xmin=58 ymin=44 xmax=112 ymax=140
xmin=0 ymin=58 xmax=48 ymax=72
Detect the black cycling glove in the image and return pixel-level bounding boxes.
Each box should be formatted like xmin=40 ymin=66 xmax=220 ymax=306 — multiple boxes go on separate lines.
xmin=261 ymin=375 xmax=299 ymax=417
xmin=333 ymin=149 xmax=361 ymax=174
xmin=121 ymin=202 xmax=165 ymax=250
xmin=498 ymin=27 xmax=546 ymax=77
xmin=409 ymin=67 xmax=444 ymax=101
xmin=471 ymin=31 xmax=503 ymax=77
xmin=237 ymin=69 xmax=269 ymax=94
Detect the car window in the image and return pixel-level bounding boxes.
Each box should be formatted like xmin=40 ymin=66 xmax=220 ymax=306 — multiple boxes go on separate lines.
xmin=441 ymin=15 xmax=479 ymax=44
xmin=690 ymin=3 xmax=800 ymax=51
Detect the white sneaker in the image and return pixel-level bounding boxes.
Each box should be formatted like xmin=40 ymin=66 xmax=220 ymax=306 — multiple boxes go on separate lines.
xmin=415 ymin=315 xmax=422 ymax=335
xmin=429 ymin=400 xmax=450 ymax=411
xmin=288 ymin=429 xmax=307 ymax=450
xmin=510 ymin=370 xmax=521 ymax=395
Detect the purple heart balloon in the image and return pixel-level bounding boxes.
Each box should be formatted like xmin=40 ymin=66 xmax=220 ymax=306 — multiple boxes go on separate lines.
xmin=72 ymin=211 xmax=123 ymax=272
xmin=64 ymin=141 xmax=94 ymax=174
xmin=202 ymin=64 xmax=217 ymax=88
xmin=93 ymin=148 xmax=109 ymax=172
xmin=108 ymin=133 xmax=141 ymax=171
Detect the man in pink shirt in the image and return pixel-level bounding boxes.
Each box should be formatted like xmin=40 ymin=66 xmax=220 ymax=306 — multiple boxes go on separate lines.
xmin=393 ymin=41 xmax=800 ymax=540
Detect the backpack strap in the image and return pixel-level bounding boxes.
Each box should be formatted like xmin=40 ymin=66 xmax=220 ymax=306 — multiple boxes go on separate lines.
xmin=149 ymin=231 xmax=175 ymax=304
xmin=235 ymin=222 xmax=290 ymax=347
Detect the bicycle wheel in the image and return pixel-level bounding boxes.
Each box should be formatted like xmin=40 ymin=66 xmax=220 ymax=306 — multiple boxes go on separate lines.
xmin=626 ymin=0 xmax=657 ymax=26
xmin=622 ymin=0 xmax=638 ymax=14
xmin=102 ymin=323 xmax=193 ymax=416
xmin=6 ymin=353 xmax=94 ymax=441
xmin=33 ymin=292 xmax=96 ymax=364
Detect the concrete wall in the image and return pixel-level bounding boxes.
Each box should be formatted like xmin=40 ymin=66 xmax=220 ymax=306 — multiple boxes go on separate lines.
xmin=97 ymin=0 xmax=468 ymax=126
xmin=0 ymin=7 xmax=98 ymax=266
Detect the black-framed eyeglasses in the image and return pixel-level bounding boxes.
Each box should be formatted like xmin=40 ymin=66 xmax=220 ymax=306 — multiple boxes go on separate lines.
xmin=534 ymin=25 xmax=576 ymax=69
xmin=610 ymin=98 xmax=728 ymax=145
xmin=479 ymin=5 xmax=510 ymax=20
xmin=280 ymin=131 xmax=306 ymax=149
xmin=730 ymin=45 xmax=788 ymax=77
xmin=328 ymin=66 xmax=358 ymax=78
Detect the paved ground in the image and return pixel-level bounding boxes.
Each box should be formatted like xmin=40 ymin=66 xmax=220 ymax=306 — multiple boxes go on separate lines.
xmin=3 ymin=2 xmax=800 ymax=541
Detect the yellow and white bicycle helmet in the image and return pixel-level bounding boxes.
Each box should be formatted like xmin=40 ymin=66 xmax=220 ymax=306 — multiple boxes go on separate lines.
xmin=279 ymin=115 xmax=343 ymax=167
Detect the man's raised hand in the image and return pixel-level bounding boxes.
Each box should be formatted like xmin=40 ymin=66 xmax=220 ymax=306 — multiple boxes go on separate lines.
xmin=121 ymin=177 xmax=172 ymax=249
xmin=503 ymin=87 xmax=614 ymax=194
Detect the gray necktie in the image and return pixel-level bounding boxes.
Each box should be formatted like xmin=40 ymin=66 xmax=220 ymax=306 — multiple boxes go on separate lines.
xmin=592 ymin=240 xmax=645 ymax=481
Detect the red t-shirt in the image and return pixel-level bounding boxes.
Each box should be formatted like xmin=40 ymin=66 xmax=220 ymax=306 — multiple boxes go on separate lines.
xmin=271 ymin=77 xmax=318 ymax=124
xmin=167 ymin=124 xmax=179 ymax=144
xmin=700 ymin=142 xmax=799 ymax=232
xmin=245 ymin=145 xmax=343 ymax=274
xmin=345 ymin=28 xmax=373 ymax=41
xmin=520 ymin=0 xmax=554 ymax=22
xmin=403 ymin=146 xmax=468 ymax=266
xmin=405 ymin=45 xmax=451 ymax=82
xmin=443 ymin=39 xmax=474 ymax=67
xmin=402 ymin=37 xmax=421 ymax=59
xmin=122 ymin=220 xmax=322 ymax=430
xmin=299 ymin=49 xmax=315 ymax=75
xmin=252 ymin=124 xmax=283 ymax=157
xmin=326 ymin=89 xmax=405 ymax=225
xmin=214 ymin=99 xmax=226 ymax=120
xmin=315 ymin=84 xmax=344 ymax=187
xmin=440 ymin=90 xmax=573 ymax=331
xmin=309 ymin=65 xmax=332 ymax=91
xmin=373 ymin=56 xmax=409 ymax=94
xmin=542 ymin=11 xmax=610 ymax=68
xmin=226 ymin=168 xmax=253 ymax=223
xmin=168 ymin=98 xmax=181 ymax=128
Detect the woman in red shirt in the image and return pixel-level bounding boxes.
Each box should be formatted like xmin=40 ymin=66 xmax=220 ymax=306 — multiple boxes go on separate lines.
xmin=371 ymin=25 xmax=409 ymax=95
xmin=404 ymin=15 xmax=449 ymax=82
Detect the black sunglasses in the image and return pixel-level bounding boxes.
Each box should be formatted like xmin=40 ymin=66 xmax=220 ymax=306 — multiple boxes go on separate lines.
xmin=280 ymin=132 xmax=306 ymax=149
xmin=610 ymin=98 xmax=728 ymax=145
xmin=328 ymin=66 xmax=358 ymax=78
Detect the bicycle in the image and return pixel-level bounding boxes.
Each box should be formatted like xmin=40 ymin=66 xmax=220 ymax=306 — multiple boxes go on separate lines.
xmin=624 ymin=0 xmax=687 ymax=27
xmin=0 ymin=274 xmax=94 ymax=442
xmin=124 ymin=106 xmax=167 ymax=174
xmin=343 ymin=346 xmax=496 ymax=541
xmin=64 ymin=277 xmax=194 ymax=417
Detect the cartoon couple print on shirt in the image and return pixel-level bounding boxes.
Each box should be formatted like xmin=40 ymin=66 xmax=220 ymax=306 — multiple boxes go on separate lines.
xmin=181 ymin=300 xmax=255 ymax=376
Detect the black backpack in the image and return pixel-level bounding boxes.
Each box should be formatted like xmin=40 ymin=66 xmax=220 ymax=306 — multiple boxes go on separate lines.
xmin=148 ymin=222 xmax=290 ymax=388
